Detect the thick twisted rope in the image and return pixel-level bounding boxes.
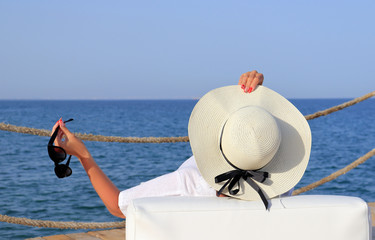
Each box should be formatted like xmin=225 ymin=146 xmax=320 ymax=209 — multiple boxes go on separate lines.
xmin=0 ymin=125 xmax=189 ymax=143
xmin=0 ymin=214 xmax=125 ymax=229
xmin=0 ymin=90 xmax=374 ymax=143
xmin=293 ymin=148 xmax=375 ymax=195
xmin=304 ymin=90 xmax=375 ymax=120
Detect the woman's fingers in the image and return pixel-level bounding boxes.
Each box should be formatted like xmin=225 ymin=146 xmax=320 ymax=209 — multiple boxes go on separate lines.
xmin=55 ymin=132 xmax=65 ymax=148
xmin=52 ymin=118 xmax=70 ymax=147
xmin=57 ymin=122 xmax=74 ymax=144
xmin=59 ymin=123 xmax=72 ymax=136
xmin=249 ymin=72 xmax=264 ymax=92
xmin=238 ymin=72 xmax=250 ymax=88
xmin=244 ymin=71 xmax=257 ymax=93
xmin=51 ymin=118 xmax=61 ymax=137
xmin=57 ymin=119 xmax=65 ymax=140
xmin=51 ymin=124 xmax=59 ymax=137
xmin=52 ymin=119 xmax=62 ymax=146
xmin=238 ymin=70 xmax=264 ymax=93
xmin=50 ymin=118 xmax=91 ymax=159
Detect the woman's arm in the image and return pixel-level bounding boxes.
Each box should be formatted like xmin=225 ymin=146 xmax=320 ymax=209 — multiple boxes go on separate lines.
xmin=50 ymin=70 xmax=264 ymax=218
xmin=53 ymin=120 xmax=125 ymax=218
xmin=78 ymin=155 xmax=124 ymax=218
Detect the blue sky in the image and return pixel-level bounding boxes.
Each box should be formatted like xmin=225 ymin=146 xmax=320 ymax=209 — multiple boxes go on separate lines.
xmin=1 ymin=1 xmax=374 ymax=99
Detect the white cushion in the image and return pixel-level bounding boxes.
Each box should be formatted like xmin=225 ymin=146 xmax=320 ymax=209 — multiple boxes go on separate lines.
xmin=126 ymin=195 xmax=372 ymax=240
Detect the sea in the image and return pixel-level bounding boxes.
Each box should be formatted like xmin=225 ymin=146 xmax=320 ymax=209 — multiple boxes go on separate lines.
xmin=0 ymin=98 xmax=374 ymax=239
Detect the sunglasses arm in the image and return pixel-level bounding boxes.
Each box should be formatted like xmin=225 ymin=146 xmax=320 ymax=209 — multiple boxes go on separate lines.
xmin=48 ymin=126 xmax=61 ymax=146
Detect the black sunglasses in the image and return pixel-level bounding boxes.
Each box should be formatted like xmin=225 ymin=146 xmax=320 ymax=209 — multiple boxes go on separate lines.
xmin=48 ymin=118 xmax=74 ymax=178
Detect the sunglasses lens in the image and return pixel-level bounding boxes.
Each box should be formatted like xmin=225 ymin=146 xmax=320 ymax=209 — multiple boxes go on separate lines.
xmin=54 ymin=164 xmax=72 ymax=178
xmin=48 ymin=146 xmax=66 ymax=163
xmin=65 ymin=167 xmax=72 ymax=177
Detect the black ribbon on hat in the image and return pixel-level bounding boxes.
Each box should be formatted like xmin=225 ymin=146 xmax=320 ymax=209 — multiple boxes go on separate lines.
xmin=215 ymin=169 xmax=270 ymax=209
xmin=216 ymin=119 xmax=271 ymax=210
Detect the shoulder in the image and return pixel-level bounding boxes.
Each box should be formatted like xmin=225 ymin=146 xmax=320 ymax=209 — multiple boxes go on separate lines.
xmin=178 ymin=155 xmax=198 ymax=170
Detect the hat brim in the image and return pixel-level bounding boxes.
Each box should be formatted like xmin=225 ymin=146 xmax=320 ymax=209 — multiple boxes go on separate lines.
xmin=188 ymin=85 xmax=311 ymax=200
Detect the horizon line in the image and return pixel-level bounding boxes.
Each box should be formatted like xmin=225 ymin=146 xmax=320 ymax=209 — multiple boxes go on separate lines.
xmin=0 ymin=97 xmax=368 ymax=101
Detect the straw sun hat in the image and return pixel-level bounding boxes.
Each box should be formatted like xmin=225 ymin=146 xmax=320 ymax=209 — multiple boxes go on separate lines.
xmin=188 ymin=85 xmax=311 ymax=208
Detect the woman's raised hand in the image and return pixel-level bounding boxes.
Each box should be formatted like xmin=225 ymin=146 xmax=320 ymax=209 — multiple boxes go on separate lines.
xmin=52 ymin=119 xmax=91 ymax=160
xmin=238 ymin=70 xmax=264 ymax=93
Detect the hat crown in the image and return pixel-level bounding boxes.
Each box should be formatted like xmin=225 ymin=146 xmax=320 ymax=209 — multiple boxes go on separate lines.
xmin=221 ymin=106 xmax=281 ymax=170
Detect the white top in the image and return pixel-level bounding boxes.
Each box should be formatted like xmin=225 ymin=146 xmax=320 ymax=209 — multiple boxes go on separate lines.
xmin=118 ymin=156 xmax=293 ymax=216
xmin=118 ymin=156 xmax=216 ymax=216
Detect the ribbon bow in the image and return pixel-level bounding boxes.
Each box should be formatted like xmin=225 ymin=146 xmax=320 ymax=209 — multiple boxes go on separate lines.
xmin=215 ymin=169 xmax=270 ymax=209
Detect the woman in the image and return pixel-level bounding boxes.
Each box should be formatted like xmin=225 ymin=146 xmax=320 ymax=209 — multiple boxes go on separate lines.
xmin=51 ymin=71 xmax=268 ymax=218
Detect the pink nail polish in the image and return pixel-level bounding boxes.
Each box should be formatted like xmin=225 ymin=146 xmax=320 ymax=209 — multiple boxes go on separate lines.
xmin=241 ymin=85 xmax=245 ymax=89
xmin=248 ymin=87 xmax=253 ymax=93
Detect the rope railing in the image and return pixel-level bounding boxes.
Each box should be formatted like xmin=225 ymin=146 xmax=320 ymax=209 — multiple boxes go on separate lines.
xmin=0 ymin=90 xmax=374 ymax=143
xmin=293 ymin=148 xmax=375 ymax=195
xmin=0 ymin=214 xmax=125 ymax=229
xmin=304 ymin=90 xmax=375 ymax=120
xmin=0 ymin=90 xmax=374 ymax=229
xmin=0 ymin=124 xmax=189 ymax=143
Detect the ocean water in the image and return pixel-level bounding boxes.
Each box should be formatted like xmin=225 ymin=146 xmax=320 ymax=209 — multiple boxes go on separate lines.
xmin=0 ymin=98 xmax=374 ymax=239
